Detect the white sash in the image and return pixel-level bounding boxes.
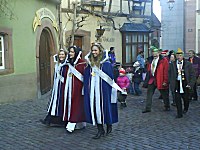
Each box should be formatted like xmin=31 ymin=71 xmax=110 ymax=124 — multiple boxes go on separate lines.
xmin=93 ymin=67 xmax=123 ymax=92
xmin=67 ymin=63 xmax=83 ymax=82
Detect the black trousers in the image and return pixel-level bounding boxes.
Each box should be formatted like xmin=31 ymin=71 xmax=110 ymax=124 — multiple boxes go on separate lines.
xmin=189 ymin=82 xmax=198 ymax=100
xmin=145 ymin=83 xmax=170 ymax=111
xmin=175 ymin=91 xmax=189 ymax=117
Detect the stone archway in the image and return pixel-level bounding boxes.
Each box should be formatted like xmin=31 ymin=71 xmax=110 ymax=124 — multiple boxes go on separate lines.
xmin=39 ymin=29 xmax=52 ymax=95
xmin=36 ymin=20 xmax=58 ymax=98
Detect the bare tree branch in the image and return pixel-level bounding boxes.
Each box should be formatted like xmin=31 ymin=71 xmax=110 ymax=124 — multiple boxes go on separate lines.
xmin=0 ymin=0 xmax=17 ymax=20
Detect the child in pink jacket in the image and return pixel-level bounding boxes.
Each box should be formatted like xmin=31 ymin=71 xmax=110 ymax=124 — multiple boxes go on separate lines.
xmin=117 ymin=68 xmax=130 ymax=107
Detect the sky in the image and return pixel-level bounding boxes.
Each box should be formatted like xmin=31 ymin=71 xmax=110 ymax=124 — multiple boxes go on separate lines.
xmin=153 ymin=0 xmax=161 ymax=21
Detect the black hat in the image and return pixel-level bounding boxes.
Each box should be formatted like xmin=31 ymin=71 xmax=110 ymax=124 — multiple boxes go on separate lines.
xmin=110 ymin=47 xmax=115 ymax=51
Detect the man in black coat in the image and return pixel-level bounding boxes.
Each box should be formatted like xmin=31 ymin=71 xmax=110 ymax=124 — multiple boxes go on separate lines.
xmin=168 ymin=48 xmax=196 ymax=118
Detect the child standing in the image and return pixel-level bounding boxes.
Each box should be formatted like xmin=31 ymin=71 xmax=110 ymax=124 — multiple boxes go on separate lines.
xmin=126 ymin=67 xmax=134 ymax=95
xmin=132 ymin=61 xmax=143 ymax=96
xmin=117 ymin=68 xmax=130 ymax=107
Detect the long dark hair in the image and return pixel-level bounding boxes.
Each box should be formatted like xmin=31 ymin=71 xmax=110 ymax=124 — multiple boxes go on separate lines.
xmin=67 ymin=46 xmax=81 ymax=65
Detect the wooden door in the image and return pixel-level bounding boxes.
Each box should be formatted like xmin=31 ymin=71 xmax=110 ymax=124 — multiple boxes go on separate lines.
xmin=74 ymin=36 xmax=82 ymax=49
xmin=39 ymin=29 xmax=51 ymax=95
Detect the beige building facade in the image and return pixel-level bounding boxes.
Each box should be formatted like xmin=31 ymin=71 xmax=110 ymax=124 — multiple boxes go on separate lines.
xmin=61 ymin=0 xmax=156 ymax=67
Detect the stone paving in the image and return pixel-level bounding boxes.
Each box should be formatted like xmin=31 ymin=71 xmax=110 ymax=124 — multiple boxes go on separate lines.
xmin=0 ymin=88 xmax=200 ymax=150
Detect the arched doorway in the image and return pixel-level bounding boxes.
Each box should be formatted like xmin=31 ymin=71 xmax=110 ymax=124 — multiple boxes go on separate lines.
xmin=39 ymin=29 xmax=52 ymax=95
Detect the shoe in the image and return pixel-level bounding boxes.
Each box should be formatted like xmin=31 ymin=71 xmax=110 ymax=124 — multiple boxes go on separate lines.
xmin=123 ymin=103 xmax=127 ymax=107
xmin=92 ymin=130 xmax=105 ymax=139
xmin=183 ymin=110 xmax=188 ymax=114
xmin=175 ymin=115 xmax=183 ymax=118
xmin=193 ymin=99 xmax=198 ymax=101
xmin=164 ymin=107 xmax=170 ymax=111
xmin=171 ymin=103 xmax=176 ymax=106
xmin=66 ymin=129 xmax=73 ymax=133
xmin=142 ymin=110 xmax=151 ymax=113
xmin=106 ymin=124 xmax=112 ymax=135
xmin=92 ymin=124 xmax=105 ymax=139
xmin=39 ymin=119 xmax=50 ymax=126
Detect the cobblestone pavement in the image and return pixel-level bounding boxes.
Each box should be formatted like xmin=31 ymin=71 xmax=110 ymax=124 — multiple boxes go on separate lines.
xmin=1 ymin=88 xmax=200 ymax=150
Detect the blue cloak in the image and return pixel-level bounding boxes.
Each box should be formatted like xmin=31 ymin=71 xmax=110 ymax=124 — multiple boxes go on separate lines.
xmin=84 ymin=60 xmax=118 ymax=125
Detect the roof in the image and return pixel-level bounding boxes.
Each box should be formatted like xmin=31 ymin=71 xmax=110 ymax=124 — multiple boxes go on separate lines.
xmin=152 ymin=13 xmax=161 ymax=28
xmin=119 ymin=23 xmax=152 ymax=32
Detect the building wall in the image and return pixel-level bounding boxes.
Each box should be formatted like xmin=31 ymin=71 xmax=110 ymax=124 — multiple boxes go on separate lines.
xmin=185 ymin=0 xmax=196 ymax=53
xmin=0 ymin=0 xmax=59 ymax=103
xmin=160 ymin=0 xmax=184 ymax=51
xmin=196 ymin=0 xmax=200 ymax=53
xmin=62 ymin=0 xmax=149 ymax=63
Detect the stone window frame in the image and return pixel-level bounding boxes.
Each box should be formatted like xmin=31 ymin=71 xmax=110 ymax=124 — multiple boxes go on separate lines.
xmin=0 ymin=35 xmax=5 ymax=69
xmin=0 ymin=27 xmax=14 ymax=75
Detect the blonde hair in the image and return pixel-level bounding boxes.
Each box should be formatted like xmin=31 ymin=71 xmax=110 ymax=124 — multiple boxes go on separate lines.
xmin=58 ymin=49 xmax=67 ymax=63
xmin=90 ymin=43 xmax=104 ymax=67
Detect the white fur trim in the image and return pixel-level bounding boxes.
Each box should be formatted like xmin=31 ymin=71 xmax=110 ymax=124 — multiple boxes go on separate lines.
xmin=74 ymin=51 xmax=82 ymax=65
xmin=100 ymin=49 xmax=109 ymax=64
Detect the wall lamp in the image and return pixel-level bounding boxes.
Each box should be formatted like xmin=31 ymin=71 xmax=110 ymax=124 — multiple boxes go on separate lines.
xmin=168 ymin=0 xmax=175 ymax=11
xmin=95 ymin=26 xmax=105 ymax=41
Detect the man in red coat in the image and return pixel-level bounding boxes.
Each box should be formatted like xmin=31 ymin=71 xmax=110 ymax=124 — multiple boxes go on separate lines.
xmin=142 ymin=48 xmax=170 ymax=113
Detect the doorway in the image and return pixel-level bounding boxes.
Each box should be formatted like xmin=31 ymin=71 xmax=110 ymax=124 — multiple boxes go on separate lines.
xmin=74 ymin=36 xmax=83 ymax=49
xmin=39 ymin=29 xmax=51 ymax=95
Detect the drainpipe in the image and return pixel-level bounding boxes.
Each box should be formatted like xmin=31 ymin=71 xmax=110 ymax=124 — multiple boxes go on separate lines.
xmin=183 ymin=1 xmax=186 ymax=53
xmin=58 ymin=0 xmax=63 ymax=50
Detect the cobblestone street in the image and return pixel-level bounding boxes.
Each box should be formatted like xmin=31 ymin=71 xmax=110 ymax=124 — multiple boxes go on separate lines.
xmin=1 ymin=89 xmax=200 ymax=150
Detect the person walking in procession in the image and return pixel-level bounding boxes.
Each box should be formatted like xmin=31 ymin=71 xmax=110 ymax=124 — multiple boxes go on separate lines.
xmin=84 ymin=43 xmax=118 ymax=139
xmin=168 ymin=53 xmax=176 ymax=106
xmin=40 ymin=49 xmax=68 ymax=126
xmin=63 ymin=46 xmax=86 ymax=133
xmin=188 ymin=49 xmax=200 ymax=101
xmin=169 ymin=48 xmax=196 ymax=118
xmin=142 ymin=48 xmax=170 ymax=113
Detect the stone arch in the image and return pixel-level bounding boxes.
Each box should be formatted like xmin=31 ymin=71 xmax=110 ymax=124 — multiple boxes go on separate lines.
xmin=36 ymin=19 xmax=58 ymax=98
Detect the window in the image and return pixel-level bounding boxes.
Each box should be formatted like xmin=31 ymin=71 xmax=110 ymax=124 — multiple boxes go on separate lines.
xmin=122 ymin=32 xmax=149 ymax=66
xmin=0 ymin=36 xmax=5 ymax=69
xmin=0 ymin=27 xmax=14 ymax=75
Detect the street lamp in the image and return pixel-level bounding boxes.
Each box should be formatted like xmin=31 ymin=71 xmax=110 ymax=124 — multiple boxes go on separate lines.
xmin=95 ymin=26 xmax=105 ymax=41
xmin=168 ymin=0 xmax=175 ymax=11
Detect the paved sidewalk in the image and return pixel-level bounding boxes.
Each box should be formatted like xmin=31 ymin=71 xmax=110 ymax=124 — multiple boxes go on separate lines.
xmin=0 ymin=89 xmax=200 ymax=150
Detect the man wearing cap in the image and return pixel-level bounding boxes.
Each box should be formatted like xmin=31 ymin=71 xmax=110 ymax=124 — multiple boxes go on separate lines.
xmin=169 ymin=48 xmax=196 ymax=118
xmin=188 ymin=49 xmax=200 ymax=101
xmin=142 ymin=48 xmax=170 ymax=113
